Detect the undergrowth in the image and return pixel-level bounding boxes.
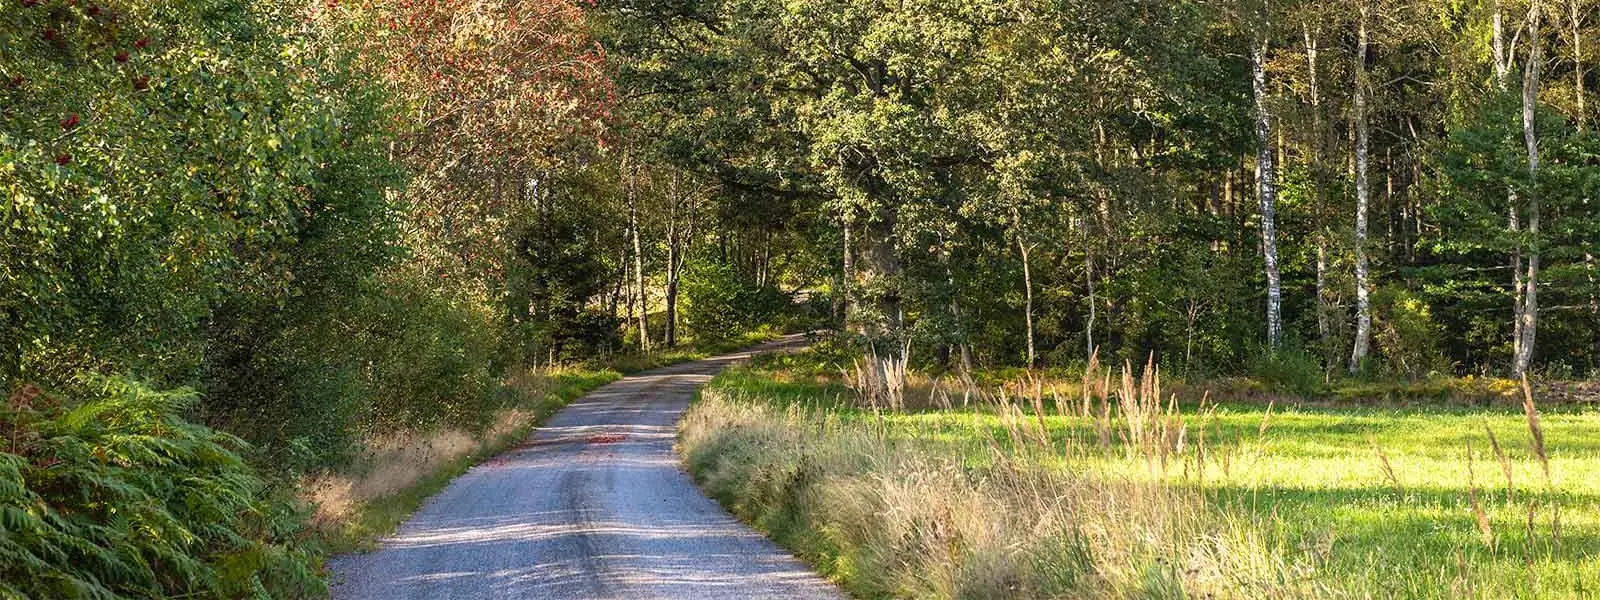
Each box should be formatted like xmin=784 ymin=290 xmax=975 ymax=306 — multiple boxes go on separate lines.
xmin=1 ymin=378 xmax=322 ymax=600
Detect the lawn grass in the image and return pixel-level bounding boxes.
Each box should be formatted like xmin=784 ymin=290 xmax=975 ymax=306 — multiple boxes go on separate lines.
xmin=683 ymin=356 xmax=1600 ymax=599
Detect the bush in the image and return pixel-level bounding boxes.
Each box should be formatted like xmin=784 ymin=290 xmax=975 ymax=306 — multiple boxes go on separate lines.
xmin=0 ymin=377 xmax=321 ymax=599
xmin=1372 ymin=287 xmax=1450 ymax=380
xmin=683 ymin=261 xmax=790 ymax=343
xmin=1248 ymin=344 xmax=1326 ymax=397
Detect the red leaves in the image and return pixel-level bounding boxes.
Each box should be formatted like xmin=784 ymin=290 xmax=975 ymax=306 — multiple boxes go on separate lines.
xmin=54 ymin=154 xmax=71 ymax=166
xmin=21 ymin=0 xmax=41 ymax=7
xmin=134 ymin=37 xmax=150 ymax=49
xmin=42 ymin=28 xmax=59 ymax=42
xmin=115 ymin=50 xmax=129 ymax=63
xmin=60 ymin=113 xmax=79 ymax=130
xmin=133 ymin=75 xmax=150 ymax=91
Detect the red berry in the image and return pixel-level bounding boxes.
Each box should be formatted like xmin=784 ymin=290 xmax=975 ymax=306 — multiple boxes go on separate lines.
xmin=134 ymin=38 xmax=149 ymax=49
xmin=114 ymin=51 xmax=129 ymax=63
xmin=59 ymin=113 xmax=79 ymax=130
xmin=54 ymin=154 xmax=71 ymax=165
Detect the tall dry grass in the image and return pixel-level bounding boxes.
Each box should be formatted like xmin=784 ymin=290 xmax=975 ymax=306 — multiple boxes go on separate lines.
xmin=303 ymin=366 xmax=614 ymax=543
xmin=683 ymin=359 xmax=1576 ymax=599
xmin=683 ymin=357 xmax=1331 ymax=599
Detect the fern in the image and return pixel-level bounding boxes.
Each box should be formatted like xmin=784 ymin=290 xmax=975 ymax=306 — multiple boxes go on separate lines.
xmin=0 ymin=377 xmax=325 ymax=599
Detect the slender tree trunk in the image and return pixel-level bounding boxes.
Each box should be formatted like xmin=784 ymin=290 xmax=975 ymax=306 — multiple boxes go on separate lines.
xmin=1018 ymin=235 xmax=1036 ymax=367
xmin=1350 ymin=6 xmax=1373 ymax=372
xmin=1570 ymin=0 xmax=1587 ymax=132
xmin=1495 ymin=0 xmax=1529 ymax=361
xmin=1252 ymin=32 xmax=1283 ymax=349
xmin=841 ymin=216 xmax=855 ymax=331
xmin=663 ymin=177 xmax=682 ymax=348
xmin=1084 ymin=220 xmax=1096 ymax=361
xmin=1305 ymin=22 xmax=1333 ymax=357
xmin=627 ymin=159 xmax=650 ymax=353
xmin=1515 ymin=0 xmax=1544 ymax=376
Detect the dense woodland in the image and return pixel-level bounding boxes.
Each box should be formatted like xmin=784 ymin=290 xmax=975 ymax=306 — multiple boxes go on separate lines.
xmin=1 ymin=0 xmax=1598 ymax=597
xmin=599 ymin=0 xmax=1600 ymax=382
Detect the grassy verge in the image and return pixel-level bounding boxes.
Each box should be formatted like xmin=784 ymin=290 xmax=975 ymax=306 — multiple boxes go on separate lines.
xmin=307 ymin=367 xmax=621 ymax=553
xmin=680 ymin=353 xmax=1600 ymax=599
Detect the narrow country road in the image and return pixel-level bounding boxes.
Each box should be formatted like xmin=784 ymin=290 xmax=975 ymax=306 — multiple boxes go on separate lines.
xmin=326 ymin=335 xmax=844 ymax=600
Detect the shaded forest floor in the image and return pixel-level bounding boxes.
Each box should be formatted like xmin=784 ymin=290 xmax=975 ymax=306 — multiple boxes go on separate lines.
xmin=680 ymin=349 xmax=1600 ymax=598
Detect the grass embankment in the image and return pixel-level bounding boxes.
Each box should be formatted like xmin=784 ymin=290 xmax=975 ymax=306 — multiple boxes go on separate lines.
xmin=309 ymin=329 xmax=780 ymax=554
xmin=680 ymin=353 xmax=1600 ymax=599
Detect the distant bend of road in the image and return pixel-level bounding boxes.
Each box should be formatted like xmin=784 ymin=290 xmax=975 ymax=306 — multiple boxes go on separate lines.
xmin=327 ymin=335 xmax=844 ymax=600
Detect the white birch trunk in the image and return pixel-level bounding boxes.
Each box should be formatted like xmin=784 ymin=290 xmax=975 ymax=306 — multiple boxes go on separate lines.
xmin=1252 ymin=33 xmax=1283 ymax=349
xmin=1350 ymin=6 xmax=1373 ymax=372
xmin=1514 ymin=0 xmax=1544 ymax=376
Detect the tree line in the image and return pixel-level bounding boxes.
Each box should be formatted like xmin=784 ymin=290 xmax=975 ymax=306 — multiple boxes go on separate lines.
xmin=600 ymin=0 xmax=1600 ymax=382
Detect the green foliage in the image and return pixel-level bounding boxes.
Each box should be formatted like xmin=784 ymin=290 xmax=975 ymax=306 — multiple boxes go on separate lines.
xmin=502 ymin=171 xmax=625 ymax=362
xmin=1430 ymin=93 xmax=1600 ymax=373
xmin=1 ymin=0 xmax=400 ymax=388
xmin=683 ymin=260 xmax=790 ymax=343
xmin=1371 ymin=286 xmax=1450 ymax=380
xmin=1248 ymin=343 xmax=1326 ymax=397
xmin=0 ymin=377 xmax=321 ymax=599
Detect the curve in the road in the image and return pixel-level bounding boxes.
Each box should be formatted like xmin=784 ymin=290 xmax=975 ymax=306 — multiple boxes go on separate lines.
xmin=327 ymin=336 xmax=844 ymax=600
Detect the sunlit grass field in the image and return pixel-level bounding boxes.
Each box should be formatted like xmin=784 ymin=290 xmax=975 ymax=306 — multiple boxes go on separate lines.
xmin=689 ymin=360 xmax=1600 ymax=598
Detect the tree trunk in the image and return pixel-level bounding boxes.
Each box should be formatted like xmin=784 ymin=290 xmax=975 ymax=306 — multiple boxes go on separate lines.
xmin=1084 ymin=220 xmax=1096 ymax=361
xmin=1350 ymin=6 xmax=1373 ymax=372
xmin=663 ymin=181 xmax=681 ymax=348
xmin=1568 ymin=0 xmax=1586 ymax=132
xmin=857 ymin=212 xmax=904 ymax=404
xmin=1492 ymin=0 xmax=1528 ymax=363
xmin=861 ymin=217 xmax=902 ymax=346
xmin=1018 ymin=235 xmax=1036 ymax=368
xmin=841 ymin=215 xmax=855 ymax=331
xmin=1514 ymin=0 xmax=1544 ymax=376
xmin=1252 ymin=32 xmax=1283 ymax=349
xmin=1304 ymin=22 xmax=1333 ymax=358
xmin=627 ymin=158 xmax=650 ymax=353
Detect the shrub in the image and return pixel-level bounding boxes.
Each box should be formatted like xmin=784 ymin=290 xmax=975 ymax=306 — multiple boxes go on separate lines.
xmin=683 ymin=261 xmax=790 ymax=343
xmin=1372 ymin=287 xmax=1450 ymax=379
xmin=1248 ymin=343 xmax=1326 ymax=397
xmin=0 ymin=377 xmax=322 ymax=599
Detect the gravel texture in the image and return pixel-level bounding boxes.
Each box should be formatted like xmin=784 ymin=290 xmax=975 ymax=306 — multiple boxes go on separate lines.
xmin=327 ymin=336 xmax=843 ymax=600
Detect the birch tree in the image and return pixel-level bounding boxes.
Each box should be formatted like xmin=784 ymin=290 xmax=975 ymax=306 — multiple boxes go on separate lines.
xmin=1350 ymin=1 xmax=1373 ymax=371
xmin=1513 ymin=0 xmax=1544 ymax=375
xmin=1252 ymin=15 xmax=1285 ymax=349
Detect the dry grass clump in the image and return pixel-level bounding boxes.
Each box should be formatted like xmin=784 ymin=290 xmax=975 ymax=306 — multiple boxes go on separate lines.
xmin=681 ymin=358 xmax=1331 ymax=599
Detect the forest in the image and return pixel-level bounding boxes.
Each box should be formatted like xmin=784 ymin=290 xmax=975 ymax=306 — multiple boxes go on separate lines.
xmin=2 ymin=0 xmax=1598 ymax=598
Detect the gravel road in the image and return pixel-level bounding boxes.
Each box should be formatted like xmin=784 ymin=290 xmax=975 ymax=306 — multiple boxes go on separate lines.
xmin=326 ymin=336 xmax=844 ymax=600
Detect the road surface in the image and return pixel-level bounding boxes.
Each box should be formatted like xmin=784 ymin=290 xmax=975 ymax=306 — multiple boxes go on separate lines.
xmin=327 ymin=336 xmax=843 ymax=600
